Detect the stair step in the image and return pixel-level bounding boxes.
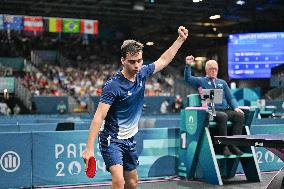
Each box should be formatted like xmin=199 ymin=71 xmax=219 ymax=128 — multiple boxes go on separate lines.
xmin=209 ymin=121 xmax=232 ymax=127
xmin=216 ymin=153 xmax=253 ymax=159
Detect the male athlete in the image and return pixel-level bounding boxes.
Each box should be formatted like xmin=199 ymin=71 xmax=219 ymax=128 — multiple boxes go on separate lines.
xmin=83 ymin=26 xmax=188 ymax=189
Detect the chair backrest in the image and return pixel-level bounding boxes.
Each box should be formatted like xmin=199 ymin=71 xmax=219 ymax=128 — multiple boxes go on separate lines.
xmin=187 ymin=94 xmax=201 ymax=107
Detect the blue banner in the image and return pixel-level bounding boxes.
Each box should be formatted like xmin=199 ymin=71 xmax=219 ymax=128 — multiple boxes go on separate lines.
xmin=4 ymin=15 xmax=23 ymax=30
xmin=32 ymin=131 xmax=110 ymax=186
xmin=0 ymin=123 xmax=283 ymax=187
xmin=0 ymin=132 xmax=32 ymax=189
xmin=32 ymin=128 xmax=179 ymax=186
xmin=251 ymin=124 xmax=284 ymax=171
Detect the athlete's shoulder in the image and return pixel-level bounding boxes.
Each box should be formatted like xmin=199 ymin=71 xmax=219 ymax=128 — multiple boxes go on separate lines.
xmin=103 ymin=74 xmax=121 ymax=90
xmin=141 ymin=63 xmax=155 ymax=70
xmin=139 ymin=63 xmax=155 ymax=77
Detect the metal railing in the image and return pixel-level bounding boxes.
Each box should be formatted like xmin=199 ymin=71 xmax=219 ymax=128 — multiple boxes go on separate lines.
xmin=15 ymin=78 xmax=32 ymax=111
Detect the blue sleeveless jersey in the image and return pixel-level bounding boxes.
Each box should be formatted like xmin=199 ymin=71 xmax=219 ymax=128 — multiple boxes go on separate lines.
xmin=100 ymin=63 xmax=155 ymax=139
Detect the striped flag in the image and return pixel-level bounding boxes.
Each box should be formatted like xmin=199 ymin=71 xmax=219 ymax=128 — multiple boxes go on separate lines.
xmin=62 ymin=19 xmax=80 ymax=33
xmin=4 ymin=15 xmax=23 ymax=30
xmin=80 ymin=19 xmax=98 ymax=35
xmin=48 ymin=18 xmax=62 ymax=32
xmin=24 ymin=16 xmax=44 ymax=31
xmin=0 ymin=15 xmax=3 ymax=30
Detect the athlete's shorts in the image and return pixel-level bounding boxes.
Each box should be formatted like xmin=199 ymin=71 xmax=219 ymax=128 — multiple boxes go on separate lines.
xmin=98 ymin=134 xmax=139 ymax=172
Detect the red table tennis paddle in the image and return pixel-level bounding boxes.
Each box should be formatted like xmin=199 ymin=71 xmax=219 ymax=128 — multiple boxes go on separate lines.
xmin=84 ymin=156 xmax=97 ymax=178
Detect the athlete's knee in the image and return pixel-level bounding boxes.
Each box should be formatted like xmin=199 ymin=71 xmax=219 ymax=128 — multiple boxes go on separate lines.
xmin=125 ymin=177 xmax=138 ymax=189
xmin=112 ymin=176 xmax=125 ymax=189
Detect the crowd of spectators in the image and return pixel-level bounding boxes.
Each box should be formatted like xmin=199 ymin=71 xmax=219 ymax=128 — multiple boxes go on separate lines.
xmin=21 ymin=71 xmax=63 ymax=96
xmin=32 ymin=35 xmax=176 ymax=99
xmin=1 ymin=30 xmax=179 ymax=111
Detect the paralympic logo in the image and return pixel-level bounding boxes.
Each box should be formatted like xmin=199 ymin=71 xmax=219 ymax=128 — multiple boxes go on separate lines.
xmin=187 ymin=115 xmax=197 ymax=135
xmin=0 ymin=151 xmax=21 ymax=172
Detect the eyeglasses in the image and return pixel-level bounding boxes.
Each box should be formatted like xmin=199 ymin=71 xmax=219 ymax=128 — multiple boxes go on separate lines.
xmin=208 ymin=67 xmax=218 ymax=71
xmin=127 ymin=59 xmax=143 ymax=64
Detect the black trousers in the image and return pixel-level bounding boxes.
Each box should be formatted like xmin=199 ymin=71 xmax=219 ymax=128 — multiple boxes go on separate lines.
xmin=214 ymin=109 xmax=245 ymax=136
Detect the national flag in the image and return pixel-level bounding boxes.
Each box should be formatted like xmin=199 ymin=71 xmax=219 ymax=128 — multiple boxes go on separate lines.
xmin=4 ymin=15 xmax=23 ymax=30
xmin=62 ymin=19 xmax=80 ymax=33
xmin=24 ymin=16 xmax=44 ymax=31
xmin=80 ymin=19 xmax=98 ymax=35
xmin=0 ymin=15 xmax=3 ymax=30
xmin=48 ymin=18 xmax=62 ymax=32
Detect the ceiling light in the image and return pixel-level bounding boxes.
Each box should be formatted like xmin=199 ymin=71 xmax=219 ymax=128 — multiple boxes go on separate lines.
xmin=236 ymin=0 xmax=245 ymax=5
xmin=146 ymin=41 xmax=154 ymax=46
xmin=209 ymin=15 xmax=221 ymax=20
xmin=217 ymin=33 xmax=223 ymax=37
xmin=213 ymin=27 xmax=217 ymax=31
xmin=195 ymin=57 xmax=206 ymax=61
xmin=21 ymin=37 xmax=28 ymax=42
xmin=203 ymin=23 xmax=212 ymax=26
xmin=133 ymin=2 xmax=144 ymax=11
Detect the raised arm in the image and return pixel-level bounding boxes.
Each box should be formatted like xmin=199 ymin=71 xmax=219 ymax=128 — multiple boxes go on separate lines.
xmin=82 ymin=102 xmax=110 ymax=166
xmin=184 ymin=55 xmax=202 ymax=88
xmin=153 ymin=26 xmax=188 ymax=74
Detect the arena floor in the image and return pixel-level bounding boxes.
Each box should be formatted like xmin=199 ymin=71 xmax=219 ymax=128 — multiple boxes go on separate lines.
xmin=35 ymin=172 xmax=276 ymax=189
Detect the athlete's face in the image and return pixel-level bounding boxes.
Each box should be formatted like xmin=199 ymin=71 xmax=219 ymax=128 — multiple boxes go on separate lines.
xmin=121 ymin=51 xmax=143 ymax=75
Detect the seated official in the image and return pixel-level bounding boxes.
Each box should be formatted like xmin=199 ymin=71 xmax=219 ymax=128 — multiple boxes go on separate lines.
xmin=57 ymin=100 xmax=67 ymax=114
xmin=184 ymin=55 xmax=245 ymax=156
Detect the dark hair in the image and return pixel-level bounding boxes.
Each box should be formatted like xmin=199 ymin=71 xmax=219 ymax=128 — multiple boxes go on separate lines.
xmin=121 ymin=40 xmax=144 ymax=58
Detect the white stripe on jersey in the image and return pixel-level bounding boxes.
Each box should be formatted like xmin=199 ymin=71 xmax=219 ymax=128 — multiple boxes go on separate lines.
xmin=117 ymin=124 xmax=138 ymax=139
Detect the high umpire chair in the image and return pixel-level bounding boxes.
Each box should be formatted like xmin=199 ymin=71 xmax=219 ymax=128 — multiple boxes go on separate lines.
xmin=178 ymin=93 xmax=261 ymax=185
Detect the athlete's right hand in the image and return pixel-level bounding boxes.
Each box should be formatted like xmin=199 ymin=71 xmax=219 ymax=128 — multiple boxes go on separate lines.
xmin=82 ymin=149 xmax=94 ymax=170
xmin=185 ymin=55 xmax=195 ymax=65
